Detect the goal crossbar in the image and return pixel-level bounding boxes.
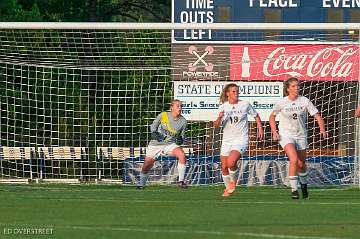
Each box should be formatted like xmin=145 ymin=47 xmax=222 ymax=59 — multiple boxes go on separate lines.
xmin=0 ymin=22 xmax=360 ymax=30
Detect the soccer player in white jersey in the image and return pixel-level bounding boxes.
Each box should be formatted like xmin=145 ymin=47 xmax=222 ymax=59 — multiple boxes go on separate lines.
xmin=137 ymin=99 xmax=188 ymax=189
xmin=269 ymin=78 xmax=327 ymax=199
xmin=214 ymin=83 xmax=263 ymax=197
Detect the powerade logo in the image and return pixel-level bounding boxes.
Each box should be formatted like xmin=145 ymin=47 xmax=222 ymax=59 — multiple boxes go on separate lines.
xmin=188 ymin=45 xmax=214 ymax=71
xmin=183 ymin=45 xmax=220 ymax=79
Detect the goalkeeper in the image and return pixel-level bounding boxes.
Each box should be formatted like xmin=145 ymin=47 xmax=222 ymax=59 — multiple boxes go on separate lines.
xmin=137 ymin=99 xmax=188 ymax=189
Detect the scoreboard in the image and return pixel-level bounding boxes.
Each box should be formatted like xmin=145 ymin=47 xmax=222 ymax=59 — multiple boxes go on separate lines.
xmin=172 ymin=0 xmax=360 ymax=42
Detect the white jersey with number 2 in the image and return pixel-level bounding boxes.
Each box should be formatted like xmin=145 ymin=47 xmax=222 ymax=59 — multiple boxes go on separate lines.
xmin=218 ymin=101 xmax=258 ymax=142
xmin=272 ymin=96 xmax=318 ymax=138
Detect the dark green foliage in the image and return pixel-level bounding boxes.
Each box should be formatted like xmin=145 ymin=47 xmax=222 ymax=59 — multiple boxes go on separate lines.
xmin=0 ymin=0 xmax=171 ymax=22
xmin=0 ymin=0 xmax=42 ymax=21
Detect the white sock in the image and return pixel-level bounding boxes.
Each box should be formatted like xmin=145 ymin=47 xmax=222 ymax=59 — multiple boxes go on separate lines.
xmin=289 ymin=176 xmax=298 ymax=192
xmin=139 ymin=172 xmax=149 ymax=187
xmin=228 ymin=169 xmax=237 ymax=183
xmin=222 ymin=174 xmax=231 ymax=188
xmin=177 ymin=163 xmax=186 ymax=182
xmin=298 ymin=171 xmax=308 ymax=185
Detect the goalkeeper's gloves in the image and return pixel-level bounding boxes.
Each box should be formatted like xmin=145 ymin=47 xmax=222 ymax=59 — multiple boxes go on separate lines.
xmin=151 ymin=132 xmax=164 ymax=142
xmin=175 ymin=135 xmax=184 ymax=145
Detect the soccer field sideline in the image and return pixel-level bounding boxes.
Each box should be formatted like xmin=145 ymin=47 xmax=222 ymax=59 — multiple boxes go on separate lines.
xmin=3 ymin=196 xmax=360 ymax=206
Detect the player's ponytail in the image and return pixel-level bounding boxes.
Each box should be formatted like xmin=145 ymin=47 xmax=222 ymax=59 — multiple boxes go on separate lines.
xmin=219 ymin=83 xmax=238 ymax=104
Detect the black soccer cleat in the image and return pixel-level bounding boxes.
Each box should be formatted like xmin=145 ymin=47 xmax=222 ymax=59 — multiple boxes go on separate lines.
xmin=178 ymin=181 xmax=188 ymax=189
xmin=301 ymin=183 xmax=309 ymax=199
xmin=291 ymin=190 xmax=300 ymax=199
xmin=136 ymin=185 xmax=145 ymax=190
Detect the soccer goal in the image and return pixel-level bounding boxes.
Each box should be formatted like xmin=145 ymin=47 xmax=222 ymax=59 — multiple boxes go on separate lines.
xmin=0 ymin=22 xmax=359 ymax=187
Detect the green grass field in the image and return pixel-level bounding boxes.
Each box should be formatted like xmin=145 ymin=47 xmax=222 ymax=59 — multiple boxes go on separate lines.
xmin=0 ymin=184 xmax=359 ymax=239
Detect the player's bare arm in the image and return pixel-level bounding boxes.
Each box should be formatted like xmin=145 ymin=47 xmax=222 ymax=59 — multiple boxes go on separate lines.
xmin=269 ymin=112 xmax=279 ymax=141
xmin=214 ymin=111 xmax=224 ymax=128
xmin=255 ymin=115 xmax=263 ymax=141
xmin=355 ymin=105 xmax=360 ymax=118
xmin=314 ymin=113 xmax=328 ymax=139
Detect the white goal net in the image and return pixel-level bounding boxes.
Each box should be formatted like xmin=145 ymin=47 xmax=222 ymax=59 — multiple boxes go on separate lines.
xmin=0 ymin=23 xmax=359 ymax=186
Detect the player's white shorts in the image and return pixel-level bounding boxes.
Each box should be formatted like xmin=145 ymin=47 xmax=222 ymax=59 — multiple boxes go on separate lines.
xmin=145 ymin=143 xmax=179 ymax=159
xmin=220 ymin=141 xmax=248 ymax=156
xmin=279 ymin=135 xmax=308 ymax=150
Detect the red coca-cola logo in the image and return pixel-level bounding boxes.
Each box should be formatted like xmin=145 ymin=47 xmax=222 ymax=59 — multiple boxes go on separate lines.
xmin=230 ymin=45 xmax=359 ymax=81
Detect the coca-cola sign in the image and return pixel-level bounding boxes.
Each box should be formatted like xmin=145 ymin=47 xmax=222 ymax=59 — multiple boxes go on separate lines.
xmin=230 ymin=45 xmax=359 ymax=81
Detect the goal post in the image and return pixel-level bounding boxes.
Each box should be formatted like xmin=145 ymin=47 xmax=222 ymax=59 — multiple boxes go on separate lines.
xmin=0 ymin=22 xmax=359 ymax=187
xmin=357 ymin=36 xmax=360 ymax=186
